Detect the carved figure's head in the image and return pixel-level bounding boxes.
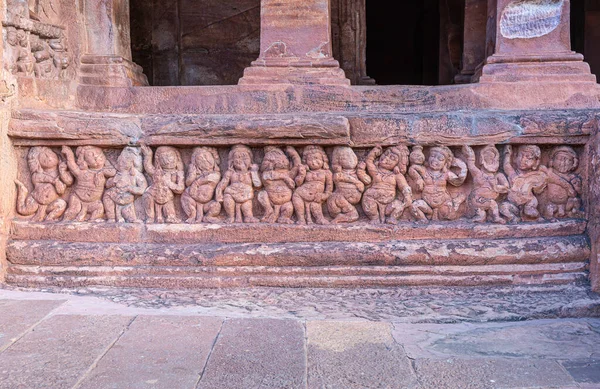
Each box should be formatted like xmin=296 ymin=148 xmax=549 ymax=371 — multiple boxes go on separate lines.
xmin=191 ymin=147 xmax=220 ymax=173
xmin=428 ymin=146 xmax=454 ymax=172
xmin=480 ymin=145 xmax=500 ymax=173
xmin=409 ymin=145 xmax=425 ymax=166
xmin=379 ymin=145 xmax=410 ymax=174
xmin=16 ymin=29 xmax=27 ymax=47
xmin=28 ymin=146 xmax=59 ymax=174
xmin=331 ymin=147 xmax=357 ymax=172
xmin=155 ymin=146 xmax=182 ymax=171
xmin=117 ymin=147 xmax=143 ymax=173
xmin=6 ymin=27 xmax=18 ymax=46
xmin=261 ymin=147 xmax=289 ymax=172
xmin=515 ymin=145 xmax=541 ymax=171
xmin=228 ymin=145 xmax=253 ymax=171
xmin=76 ymin=146 xmax=106 ymax=170
xmin=549 ymin=146 xmax=578 ymax=174
xmin=302 ymin=146 xmax=329 ymax=171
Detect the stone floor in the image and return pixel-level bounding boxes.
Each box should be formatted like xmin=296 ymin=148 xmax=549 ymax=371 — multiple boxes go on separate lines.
xmin=0 ymin=287 xmax=599 ymax=389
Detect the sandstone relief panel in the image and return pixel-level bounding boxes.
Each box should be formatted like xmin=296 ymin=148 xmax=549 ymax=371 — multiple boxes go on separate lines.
xmin=14 ymin=143 xmax=586 ymax=225
xmin=2 ymin=0 xmax=71 ymax=79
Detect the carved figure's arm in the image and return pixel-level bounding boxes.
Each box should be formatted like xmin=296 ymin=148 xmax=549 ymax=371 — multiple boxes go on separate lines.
xmin=185 ymin=168 xmax=198 ymax=187
xmin=59 ymin=161 xmax=73 ymax=186
xmin=461 ymin=145 xmax=481 ymax=180
xmin=250 ymin=165 xmax=262 ymax=188
xmin=140 ymin=145 xmax=155 ymax=176
xmin=103 ymin=159 xmax=116 ymax=178
xmin=503 ymin=145 xmax=515 ymax=182
xmin=324 ymin=170 xmax=334 ymax=197
xmin=215 ymin=170 xmax=231 ymax=202
xmin=571 ymin=175 xmax=583 ymax=195
xmin=448 ymin=158 xmax=468 ymax=187
xmin=61 ymin=146 xmax=81 ymax=176
xmin=365 ymin=146 xmax=382 ymax=177
xmin=295 ymin=165 xmax=307 ymax=186
xmin=396 ymin=174 xmax=413 ymax=204
xmin=357 ymin=161 xmax=371 ymax=185
xmin=130 ymin=173 xmax=148 ymax=196
xmin=495 ymin=173 xmax=510 ymax=194
xmin=105 ymin=177 xmax=116 ymax=189
xmin=171 ymin=170 xmax=186 ymax=194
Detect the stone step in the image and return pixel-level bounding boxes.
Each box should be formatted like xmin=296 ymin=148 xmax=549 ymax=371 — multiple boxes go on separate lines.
xmin=6 ymin=235 xmax=590 ymax=268
xmin=5 ymin=270 xmax=588 ymax=289
xmin=9 ymin=219 xmax=587 ymax=244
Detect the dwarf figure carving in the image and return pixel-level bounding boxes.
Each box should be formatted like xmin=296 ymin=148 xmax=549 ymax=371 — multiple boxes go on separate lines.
xmin=292 ymin=146 xmax=333 ymax=225
xmin=408 ymin=145 xmax=426 ymax=190
xmin=103 ymin=147 xmax=148 ymax=223
xmin=327 ymin=146 xmax=370 ymax=224
xmin=411 ymin=146 xmax=468 ymax=222
xmin=141 ymin=145 xmax=185 ymax=223
xmin=30 ymin=36 xmax=53 ymax=79
xmin=61 ymin=146 xmax=116 ymax=222
xmin=542 ymin=146 xmax=583 ymax=219
xmin=463 ymin=145 xmax=509 ymax=224
xmin=49 ymin=38 xmax=70 ymax=78
xmin=181 ymin=147 xmax=222 ymax=224
xmin=215 ymin=145 xmax=261 ymax=223
xmin=361 ymin=145 xmax=412 ymax=224
xmin=15 ymin=29 xmax=34 ymax=76
xmin=499 ymin=145 xmax=547 ymax=223
xmin=15 ymin=147 xmax=71 ymax=222
xmin=257 ymin=146 xmax=300 ymax=224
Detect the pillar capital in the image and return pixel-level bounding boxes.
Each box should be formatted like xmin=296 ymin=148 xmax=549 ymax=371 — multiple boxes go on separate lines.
xmin=239 ymin=0 xmax=350 ymax=86
xmin=480 ymin=0 xmax=596 ymax=83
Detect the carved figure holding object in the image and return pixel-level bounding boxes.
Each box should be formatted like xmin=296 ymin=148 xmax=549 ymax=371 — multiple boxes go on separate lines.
xmin=327 ymin=146 xmax=370 ymax=224
xmin=15 ymin=146 xmax=71 ymax=222
xmin=141 ymin=145 xmax=185 ymax=223
xmin=361 ymin=145 xmax=412 ymax=224
xmin=258 ymin=146 xmax=299 ymax=224
xmin=181 ymin=147 xmax=222 ymax=223
xmin=103 ymin=147 xmax=148 ymax=223
xmin=215 ymin=145 xmax=261 ymax=223
xmin=411 ymin=146 xmax=468 ymax=222
xmin=61 ymin=145 xmax=115 ymax=222
xmin=542 ymin=146 xmax=583 ymax=219
xmin=292 ymin=146 xmax=333 ymax=225
xmin=499 ymin=145 xmax=547 ymax=223
xmin=463 ymin=145 xmax=509 ymax=224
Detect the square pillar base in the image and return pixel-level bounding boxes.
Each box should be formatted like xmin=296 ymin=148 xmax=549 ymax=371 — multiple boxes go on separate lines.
xmin=239 ymin=65 xmax=351 ymax=86
xmin=480 ymin=53 xmax=597 ymax=83
xmin=79 ymin=55 xmax=149 ymax=87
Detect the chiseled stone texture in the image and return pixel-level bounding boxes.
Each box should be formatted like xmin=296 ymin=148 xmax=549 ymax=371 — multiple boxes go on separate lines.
xmin=197 ymin=318 xmax=306 ymax=389
xmin=307 ymin=321 xmax=419 ymax=389
xmin=414 ymin=358 xmax=576 ymax=389
xmin=0 ymin=315 xmax=133 ymax=389
xmin=0 ymin=299 xmax=65 ymax=350
xmin=78 ymin=316 xmax=223 ymax=389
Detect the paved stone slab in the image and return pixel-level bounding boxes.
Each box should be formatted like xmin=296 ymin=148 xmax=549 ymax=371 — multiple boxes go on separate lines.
xmin=0 ymin=315 xmax=133 ymax=389
xmin=393 ymin=319 xmax=600 ymax=360
xmin=307 ymin=321 xmax=418 ymax=389
xmin=0 ymin=299 xmax=65 ymax=350
xmin=78 ymin=316 xmax=223 ymax=389
xmin=197 ymin=318 xmax=305 ymax=389
xmin=414 ymin=358 xmax=577 ymax=389
xmin=561 ymin=359 xmax=600 ymax=384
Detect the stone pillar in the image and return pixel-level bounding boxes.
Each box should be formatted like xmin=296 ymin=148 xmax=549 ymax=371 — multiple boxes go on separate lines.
xmin=455 ymin=0 xmax=488 ymax=83
xmin=79 ymin=0 xmax=148 ymax=87
xmin=479 ymin=0 xmax=596 ymax=83
xmin=337 ymin=0 xmax=375 ymax=85
xmin=239 ymin=0 xmax=350 ymax=86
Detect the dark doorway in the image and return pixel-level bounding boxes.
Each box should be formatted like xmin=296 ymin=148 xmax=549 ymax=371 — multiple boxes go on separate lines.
xmin=366 ymin=0 xmax=441 ymax=85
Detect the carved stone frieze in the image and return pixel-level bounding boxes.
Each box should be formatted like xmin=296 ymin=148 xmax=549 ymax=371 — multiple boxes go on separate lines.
xmin=14 ymin=143 xmax=586 ymax=225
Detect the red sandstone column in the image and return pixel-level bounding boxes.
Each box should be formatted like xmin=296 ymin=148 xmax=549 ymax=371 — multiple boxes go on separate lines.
xmin=455 ymin=0 xmax=488 ymax=83
xmin=479 ymin=0 xmax=596 ymax=83
xmin=79 ymin=0 xmax=148 ymax=87
xmin=239 ymin=0 xmax=350 ymax=86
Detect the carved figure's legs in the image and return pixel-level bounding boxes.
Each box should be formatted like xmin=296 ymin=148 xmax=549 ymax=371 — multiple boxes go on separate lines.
xmin=411 ymin=200 xmax=432 ymax=223
xmin=258 ymin=191 xmax=276 ymax=223
xmin=242 ymin=200 xmax=259 ymax=223
xmin=14 ymin=180 xmax=40 ymax=218
xmin=523 ymin=197 xmax=540 ymax=220
xmin=293 ymin=193 xmax=306 ymax=224
xmin=46 ymin=199 xmax=67 ymax=221
xmin=361 ymin=196 xmax=380 ymax=223
xmin=310 ymin=202 xmax=329 ymax=225
xmin=203 ymin=201 xmax=222 ymax=223
xmin=121 ymin=203 xmax=138 ymax=223
xmin=181 ymin=191 xmax=197 ymax=223
xmin=155 ymin=204 xmax=164 ymax=223
xmin=87 ymin=200 xmax=105 ymax=222
xmin=385 ymin=199 xmax=406 ymax=225
xmin=544 ymin=203 xmax=558 ymax=220
xmin=278 ymin=202 xmax=295 ymax=224
xmin=223 ymin=194 xmax=236 ymax=223
xmin=103 ymin=196 xmax=117 ymax=222
xmin=567 ymin=197 xmax=584 ymax=218
xmin=142 ymin=193 xmax=156 ymax=223
xmin=500 ymin=201 xmax=520 ymax=223
xmin=328 ymin=193 xmax=359 ymax=224
xmin=163 ymin=201 xmax=180 ymax=223
xmin=63 ymin=195 xmax=84 ymax=221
